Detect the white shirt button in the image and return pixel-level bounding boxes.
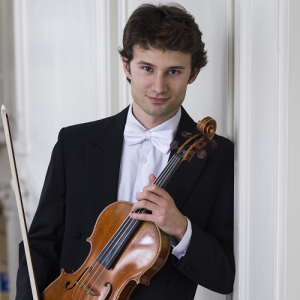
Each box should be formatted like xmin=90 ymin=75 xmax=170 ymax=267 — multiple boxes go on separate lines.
xmin=142 ymin=158 xmax=147 ymax=163
xmin=136 ymin=191 xmax=140 ymax=195
xmin=180 ymin=251 xmax=186 ymax=256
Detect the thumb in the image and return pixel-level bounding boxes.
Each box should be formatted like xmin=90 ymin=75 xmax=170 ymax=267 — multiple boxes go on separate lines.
xmin=149 ymin=174 xmax=156 ymax=184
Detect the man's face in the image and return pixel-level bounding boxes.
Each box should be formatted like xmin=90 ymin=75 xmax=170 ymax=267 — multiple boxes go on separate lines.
xmin=123 ymin=45 xmax=199 ymax=126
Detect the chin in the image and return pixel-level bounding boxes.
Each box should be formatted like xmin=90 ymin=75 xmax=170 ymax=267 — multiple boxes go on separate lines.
xmin=143 ymin=105 xmax=177 ymax=118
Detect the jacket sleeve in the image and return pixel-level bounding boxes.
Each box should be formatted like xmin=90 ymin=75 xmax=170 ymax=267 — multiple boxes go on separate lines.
xmin=16 ymin=128 xmax=66 ymax=300
xmin=172 ymin=168 xmax=235 ymax=294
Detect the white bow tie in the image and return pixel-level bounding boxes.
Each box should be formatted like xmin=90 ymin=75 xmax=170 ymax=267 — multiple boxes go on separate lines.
xmin=124 ymin=122 xmax=174 ymax=154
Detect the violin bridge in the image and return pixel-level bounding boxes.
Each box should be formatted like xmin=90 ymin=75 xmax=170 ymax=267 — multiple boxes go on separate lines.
xmin=77 ymin=282 xmax=99 ymax=296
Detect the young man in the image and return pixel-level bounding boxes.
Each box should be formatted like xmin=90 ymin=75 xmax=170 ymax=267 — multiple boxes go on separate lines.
xmin=16 ymin=3 xmax=234 ymax=300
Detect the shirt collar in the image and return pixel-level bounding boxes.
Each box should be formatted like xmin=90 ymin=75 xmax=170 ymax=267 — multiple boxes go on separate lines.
xmin=126 ymin=101 xmax=182 ymax=139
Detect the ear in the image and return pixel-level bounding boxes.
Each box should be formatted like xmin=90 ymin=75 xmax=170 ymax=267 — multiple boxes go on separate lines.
xmin=188 ymin=68 xmax=201 ymax=84
xmin=122 ymin=57 xmax=131 ymax=78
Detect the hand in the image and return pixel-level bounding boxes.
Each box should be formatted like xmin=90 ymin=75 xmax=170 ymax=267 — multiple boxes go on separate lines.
xmin=130 ymin=174 xmax=188 ymax=242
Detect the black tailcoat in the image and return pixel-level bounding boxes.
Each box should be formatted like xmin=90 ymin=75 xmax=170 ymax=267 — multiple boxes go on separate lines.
xmin=16 ymin=106 xmax=235 ymax=300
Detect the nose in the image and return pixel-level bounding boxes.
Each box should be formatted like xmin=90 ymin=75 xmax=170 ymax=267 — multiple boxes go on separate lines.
xmin=151 ymin=73 xmax=167 ymax=94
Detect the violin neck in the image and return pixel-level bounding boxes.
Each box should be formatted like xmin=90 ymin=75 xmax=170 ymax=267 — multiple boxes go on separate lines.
xmin=153 ymin=153 xmax=183 ymax=189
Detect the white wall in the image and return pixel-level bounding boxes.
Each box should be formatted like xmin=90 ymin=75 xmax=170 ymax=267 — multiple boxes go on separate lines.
xmin=286 ymin=0 xmax=300 ymax=297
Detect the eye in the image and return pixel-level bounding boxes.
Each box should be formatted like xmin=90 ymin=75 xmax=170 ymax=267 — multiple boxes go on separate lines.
xmin=169 ymin=70 xmax=179 ymax=75
xmin=143 ymin=66 xmax=152 ymax=72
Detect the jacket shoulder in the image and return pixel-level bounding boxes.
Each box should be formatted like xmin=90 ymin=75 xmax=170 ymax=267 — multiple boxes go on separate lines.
xmin=213 ymin=134 xmax=234 ymax=157
xmin=62 ymin=115 xmax=114 ymax=140
xmin=57 ymin=106 xmax=129 ymax=145
xmin=207 ymin=134 xmax=234 ymax=173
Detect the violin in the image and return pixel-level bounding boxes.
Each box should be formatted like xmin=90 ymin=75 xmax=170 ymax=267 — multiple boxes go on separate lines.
xmin=1 ymin=106 xmax=217 ymax=300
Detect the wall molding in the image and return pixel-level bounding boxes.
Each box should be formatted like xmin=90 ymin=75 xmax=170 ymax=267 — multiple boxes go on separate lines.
xmin=226 ymin=0 xmax=234 ymax=142
xmin=12 ymin=0 xmax=30 ymax=155
xmin=274 ymin=0 xmax=289 ymax=298
xmin=233 ymin=0 xmax=291 ymax=299
xmin=118 ymin=0 xmax=130 ymax=110
xmin=233 ymin=0 xmax=251 ymax=299
xmin=95 ymin=0 xmax=112 ymax=119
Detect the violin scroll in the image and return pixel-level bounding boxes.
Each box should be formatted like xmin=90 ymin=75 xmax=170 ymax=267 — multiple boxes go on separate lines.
xmin=196 ymin=117 xmax=217 ymax=140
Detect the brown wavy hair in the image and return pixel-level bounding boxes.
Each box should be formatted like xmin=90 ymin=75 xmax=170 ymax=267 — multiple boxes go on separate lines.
xmin=119 ymin=3 xmax=208 ymax=83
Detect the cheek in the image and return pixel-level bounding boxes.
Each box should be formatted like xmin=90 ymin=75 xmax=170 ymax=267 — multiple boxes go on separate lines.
xmin=132 ymin=75 xmax=150 ymax=92
xmin=169 ymin=81 xmax=187 ymax=98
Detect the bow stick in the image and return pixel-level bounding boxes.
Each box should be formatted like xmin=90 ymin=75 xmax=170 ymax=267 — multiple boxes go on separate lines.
xmin=1 ymin=105 xmax=41 ymax=300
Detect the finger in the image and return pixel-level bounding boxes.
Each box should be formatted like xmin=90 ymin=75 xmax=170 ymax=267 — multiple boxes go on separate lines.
xmin=136 ymin=190 xmax=168 ymax=207
xmin=143 ymin=184 xmax=171 ymax=199
xmin=130 ymin=211 xmax=161 ymax=224
xmin=149 ymin=174 xmax=156 ymax=184
xmin=132 ymin=199 xmax=164 ymax=214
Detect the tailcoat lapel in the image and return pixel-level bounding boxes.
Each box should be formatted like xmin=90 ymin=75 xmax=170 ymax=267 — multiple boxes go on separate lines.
xmin=165 ymin=107 xmax=208 ymax=210
xmin=86 ymin=107 xmax=129 ymax=220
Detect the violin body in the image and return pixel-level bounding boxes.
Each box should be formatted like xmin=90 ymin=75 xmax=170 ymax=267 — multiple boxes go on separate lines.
xmin=42 ymin=201 xmax=171 ymax=300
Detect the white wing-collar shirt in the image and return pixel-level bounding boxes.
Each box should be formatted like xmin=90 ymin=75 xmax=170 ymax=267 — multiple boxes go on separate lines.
xmin=117 ymin=102 xmax=192 ymax=259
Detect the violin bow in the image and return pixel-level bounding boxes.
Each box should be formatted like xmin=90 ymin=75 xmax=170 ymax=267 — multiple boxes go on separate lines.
xmin=1 ymin=105 xmax=41 ymax=300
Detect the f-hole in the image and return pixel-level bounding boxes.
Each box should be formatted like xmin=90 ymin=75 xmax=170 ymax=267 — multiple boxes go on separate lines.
xmin=65 ymin=267 xmax=91 ymax=290
xmin=104 ymin=282 xmax=113 ymax=300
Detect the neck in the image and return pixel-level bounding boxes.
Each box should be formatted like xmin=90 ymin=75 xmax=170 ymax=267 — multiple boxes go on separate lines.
xmin=132 ymin=101 xmax=178 ymax=130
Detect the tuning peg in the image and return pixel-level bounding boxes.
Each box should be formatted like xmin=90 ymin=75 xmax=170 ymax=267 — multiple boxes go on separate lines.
xmin=197 ymin=149 xmax=207 ymax=159
xmin=207 ymin=139 xmax=218 ymax=149
xmin=170 ymin=140 xmax=179 ymax=151
xmin=181 ymin=131 xmax=192 ymax=139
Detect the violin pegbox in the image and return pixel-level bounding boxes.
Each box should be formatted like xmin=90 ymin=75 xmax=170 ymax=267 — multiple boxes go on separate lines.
xmin=174 ymin=116 xmax=217 ymax=163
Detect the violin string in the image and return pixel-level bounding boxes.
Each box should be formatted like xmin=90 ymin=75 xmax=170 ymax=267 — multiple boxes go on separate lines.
xmin=136 ymin=154 xmax=183 ymax=216
xmin=155 ymin=139 xmax=195 ymax=186
xmin=155 ymin=154 xmax=181 ymax=187
xmin=72 ymin=153 xmax=182 ymax=300
xmin=74 ymin=143 xmax=194 ymax=299
xmin=157 ymin=150 xmax=186 ymax=187
xmin=80 ymin=154 xmax=185 ymax=299
xmin=153 ymin=152 xmax=181 ymax=187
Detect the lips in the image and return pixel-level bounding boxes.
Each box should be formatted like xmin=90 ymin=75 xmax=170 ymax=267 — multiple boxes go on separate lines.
xmin=147 ymin=96 xmax=170 ymax=103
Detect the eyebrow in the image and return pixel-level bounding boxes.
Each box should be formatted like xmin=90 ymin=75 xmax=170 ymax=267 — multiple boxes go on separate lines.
xmin=137 ymin=61 xmax=186 ymax=70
